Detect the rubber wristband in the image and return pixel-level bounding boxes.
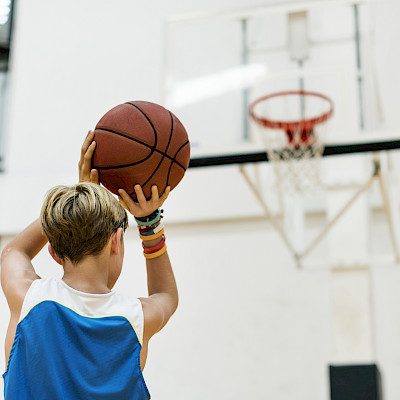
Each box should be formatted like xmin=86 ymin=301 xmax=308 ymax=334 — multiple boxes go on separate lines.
xmin=140 ymin=224 xmax=164 ymax=237
xmin=143 ymin=244 xmax=167 ymax=259
xmin=140 ymin=228 xmax=164 ymax=241
xmin=135 ymin=209 xmax=161 ymax=227
xmin=143 ymin=235 xmax=165 ymax=252
xmin=135 ymin=208 xmax=159 ymax=222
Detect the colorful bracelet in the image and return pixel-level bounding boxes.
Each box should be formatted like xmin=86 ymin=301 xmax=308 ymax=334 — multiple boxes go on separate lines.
xmin=135 ymin=209 xmax=162 ymax=227
xmin=138 ymin=222 xmax=160 ymax=234
xmin=143 ymin=235 xmax=165 ymax=252
xmin=140 ymin=223 xmax=164 ymax=238
xmin=140 ymin=227 xmax=164 ymax=241
xmin=143 ymin=244 xmax=167 ymax=259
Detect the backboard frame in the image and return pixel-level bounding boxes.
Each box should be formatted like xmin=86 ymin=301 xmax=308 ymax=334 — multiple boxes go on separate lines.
xmin=188 ymin=132 xmax=400 ymax=268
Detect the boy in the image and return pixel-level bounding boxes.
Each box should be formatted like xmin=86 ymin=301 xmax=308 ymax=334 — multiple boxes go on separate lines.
xmin=1 ymin=131 xmax=177 ymax=399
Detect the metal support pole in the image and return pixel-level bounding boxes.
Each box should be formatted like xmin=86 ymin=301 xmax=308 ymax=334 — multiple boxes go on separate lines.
xmin=242 ymin=155 xmax=400 ymax=267
xmin=299 ymin=166 xmax=377 ymax=262
xmin=354 ymin=4 xmax=365 ymax=130
xmin=240 ymin=165 xmax=301 ymax=266
xmin=241 ymin=19 xmax=249 ymax=141
xmin=375 ymin=156 xmax=400 ymax=262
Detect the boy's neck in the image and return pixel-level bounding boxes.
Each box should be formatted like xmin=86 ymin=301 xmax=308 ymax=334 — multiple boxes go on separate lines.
xmin=62 ymin=255 xmax=111 ymax=294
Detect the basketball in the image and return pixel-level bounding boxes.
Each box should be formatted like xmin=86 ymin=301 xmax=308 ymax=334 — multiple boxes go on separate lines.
xmin=92 ymin=101 xmax=190 ymax=201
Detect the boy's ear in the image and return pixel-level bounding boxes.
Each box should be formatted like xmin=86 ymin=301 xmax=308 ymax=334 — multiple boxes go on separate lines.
xmin=48 ymin=244 xmax=63 ymax=265
xmin=111 ymin=228 xmax=123 ymax=255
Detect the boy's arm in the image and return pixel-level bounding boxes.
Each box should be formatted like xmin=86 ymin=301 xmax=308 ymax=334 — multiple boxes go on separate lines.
xmin=1 ymin=220 xmax=46 ymax=313
xmin=118 ymin=186 xmax=178 ymax=342
xmin=140 ymin=236 xmax=178 ymax=337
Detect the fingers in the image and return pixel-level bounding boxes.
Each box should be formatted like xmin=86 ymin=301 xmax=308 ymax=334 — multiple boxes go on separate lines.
xmin=118 ymin=195 xmax=129 ymax=211
xmin=118 ymin=185 xmax=171 ymax=217
xmin=134 ymin=184 xmax=147 ymax=206
xmin=160 ymin=186 xmax=171 ymax=203
xmin=151 ymin=185 xmax=159 ymax=201
xmin=118 ymin=188 xmax=145 ymax=215
xmin=81 ymin=141 xmax=96 ymax=171
xmin=81 ymin=130 xmax=95 ymax=158
xmin=90 ymin=169 xmax=99 ymax=184
xmin=118 ymin=189 xmax=136 ymax=211
xmin=118 ymin=188 xmax=132 ymax=203
xmin=79 ymin=130 xmax=97 ymax=183
xmin=85 ymin=141 xmax=96 ymax=161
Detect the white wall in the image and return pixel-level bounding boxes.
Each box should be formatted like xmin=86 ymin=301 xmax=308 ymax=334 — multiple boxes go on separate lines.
xmin=1 ymin=0 xmax=400 ymax=399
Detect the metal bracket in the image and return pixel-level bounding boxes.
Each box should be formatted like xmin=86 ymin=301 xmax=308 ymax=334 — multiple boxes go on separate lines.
xmin=240 ymin=153 xmax=400 ymax=268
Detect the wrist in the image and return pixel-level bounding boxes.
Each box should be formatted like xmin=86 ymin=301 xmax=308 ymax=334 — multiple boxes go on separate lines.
xmin=142 ymin=235 xmax=165 ymax=249
xmin=142 ymin=235 xmax=167 ymax=259
xmin=135 ymin=209 xmax=162 ymax=226
xmin=137 ymin=212 xmax=167 ymax=260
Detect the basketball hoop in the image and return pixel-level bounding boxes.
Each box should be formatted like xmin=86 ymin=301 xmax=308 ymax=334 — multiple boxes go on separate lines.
xmin=249 ymin=90 xmax=334 ymax=194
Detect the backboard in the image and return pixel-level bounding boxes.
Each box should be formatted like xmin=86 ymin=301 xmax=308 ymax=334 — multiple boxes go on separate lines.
xmin=163 ymin=0 xmax=379 ymax=151
xmin=163 ymin=0 xmax=400 ymax=268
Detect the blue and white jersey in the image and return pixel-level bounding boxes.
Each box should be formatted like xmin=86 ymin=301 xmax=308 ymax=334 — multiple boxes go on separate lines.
xmin=3 ymin=278 xmax=150 ymax=400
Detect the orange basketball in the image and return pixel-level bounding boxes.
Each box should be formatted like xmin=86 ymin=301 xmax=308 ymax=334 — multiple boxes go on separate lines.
xmin=92 ymin=101 xmax=190 ymax=201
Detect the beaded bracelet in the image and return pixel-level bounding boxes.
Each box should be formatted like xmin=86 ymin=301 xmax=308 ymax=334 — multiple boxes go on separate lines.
xmin=143 ymin=244 xmax=167 ymax=259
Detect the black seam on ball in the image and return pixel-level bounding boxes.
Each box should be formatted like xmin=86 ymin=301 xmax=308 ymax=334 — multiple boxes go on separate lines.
xmin=95 ymin=156 xmax=153 ymax=170
xmin=125 ymin=102 xmax=158 ymax=150
xmin=166 ymin=140 xmax=189 ymax=183
xmin=95 ymin=127 xmax=155 ymax=151
xmin=125 ymin=103 xmax=188 ymax=170
xmin=171 ymin=140 xmax=190 ymax=169
xmin=128 ymin=111 xmax=175 ymax=195
xmin=164 ymin=111 xmax=175 ymax=187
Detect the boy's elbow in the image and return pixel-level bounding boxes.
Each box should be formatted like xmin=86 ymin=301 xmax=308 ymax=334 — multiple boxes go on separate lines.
xmin=166 ymin=291 xmax=178 ymax=320
xmin=1 ymin=245 xmax=12 ymax=265
xmin=172 ymin=293 xmax=179 ymax=315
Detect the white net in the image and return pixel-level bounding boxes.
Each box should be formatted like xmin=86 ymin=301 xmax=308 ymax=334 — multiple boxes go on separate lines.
xmin=250 ymin=91 xmax=333 ymax=195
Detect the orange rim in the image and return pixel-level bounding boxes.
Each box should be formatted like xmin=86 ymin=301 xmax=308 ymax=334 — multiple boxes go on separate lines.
xmin=249 ymin=90 xmax=334 ymax=131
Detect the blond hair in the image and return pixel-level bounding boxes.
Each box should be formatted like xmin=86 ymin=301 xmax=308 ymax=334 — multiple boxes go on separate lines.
xmin=40 ymin=183 xmax=128 ymax=264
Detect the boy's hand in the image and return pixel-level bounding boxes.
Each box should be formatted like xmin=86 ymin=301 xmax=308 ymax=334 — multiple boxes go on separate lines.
xmin=78 ymin=130 xmax=99 ymax=184
xmin=118 ymin=185 xmax=170 ymax=218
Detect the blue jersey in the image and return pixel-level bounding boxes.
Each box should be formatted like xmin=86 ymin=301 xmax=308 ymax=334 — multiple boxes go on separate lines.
xmin=3 ymin=278 xmax=150 ymax=400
